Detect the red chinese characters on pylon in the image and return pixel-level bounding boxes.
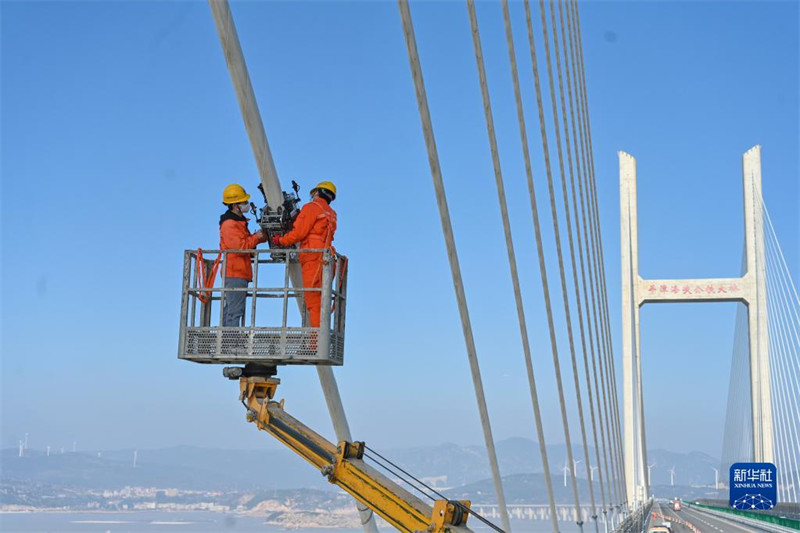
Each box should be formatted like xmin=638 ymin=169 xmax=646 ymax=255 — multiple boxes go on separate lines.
xmin=646 ymin=282 xmax=743 ymax=297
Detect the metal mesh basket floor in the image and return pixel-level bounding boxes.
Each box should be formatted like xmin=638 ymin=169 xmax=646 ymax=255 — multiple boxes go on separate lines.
xmin=181 ymin=328 xmax=344 ymax=365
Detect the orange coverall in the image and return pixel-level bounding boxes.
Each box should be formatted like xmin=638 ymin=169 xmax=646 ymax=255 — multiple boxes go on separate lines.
xmin=219 ymin=211 xmax=267 ymax=281
xmin=277 ymin=197 xmax=337 ymax=327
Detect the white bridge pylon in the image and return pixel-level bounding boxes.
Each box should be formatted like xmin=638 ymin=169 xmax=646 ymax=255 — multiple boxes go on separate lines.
xmin=619 ymin=145 xmax=773 ymax=505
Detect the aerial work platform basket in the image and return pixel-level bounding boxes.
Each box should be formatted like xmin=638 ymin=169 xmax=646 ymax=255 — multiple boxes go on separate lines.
xmin=178 ymin=248 xmax=347 ymax=365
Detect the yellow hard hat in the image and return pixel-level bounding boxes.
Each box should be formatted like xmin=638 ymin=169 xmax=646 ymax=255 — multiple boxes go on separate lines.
xmin=223 ymin=183 xmax=250 ymax=204
xmin=312 ymin=181 xmax=337 ymax=197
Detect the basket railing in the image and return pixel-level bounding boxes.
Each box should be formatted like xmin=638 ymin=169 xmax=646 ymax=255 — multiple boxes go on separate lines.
xmin=178 ymin=247 xmax=347 ymax=365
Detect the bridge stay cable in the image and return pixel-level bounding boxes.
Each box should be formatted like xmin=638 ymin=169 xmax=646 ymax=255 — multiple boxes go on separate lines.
xmin=553 ymin=1 xmax=609 ymax=512
xmin=564 ymin=1 xmax=621 ymax=506
xmin=517 ymin=0 xmax=587 ymax=526
xmin=720 ymin=269 xmax=752 ymax=494
xmin=766 ymin=211 xmax=800 ymax=427
xmin=466 ymin=1 xmax=561 ymax=532
xmin=557 ymin=0 xmax=607 ymax=510
xmin=543 ymin=0 xmax=604 ymax=526
xmin=526 ymin=0 xmax=625 ymax=523
xmin=587 ymin=114 xmax=627 ymax=519
xmin=540 ymin=0 xmax=624 ymax=520
xmin=396 ymin=1 xmax=512 ymax=530
xmin=762 ymin=200 xmax=800 ymax=502
xmin=565 ymin=0 xmax=635 ymax=522
xmin=721 ymin=196 xmax=800 ymax=505
xmin=401 ymin=0 xmax=635 ymax=524
xmin=763 ymin=208 xmax=795 ymax=503
xmin=765 ymin=254 xmax=799 ymax=504
xmin=561 ymin=0 xmax=636 ymax=520
xmin=561 ymin=0 xmax=616 ymax=518
xmin=764 ymin=201 xmax=800 ymax=381
xmin=765 ymin=284 xmax=792 ymax=504
xmin=766 ymin=241 xmax=800 ymax=424
xmin=766 ymin=274 xmax=798 ymax=504
xmin=567 ymin=1 xmax=628 ymax=511
xmin=763 ymin=202 xmax=800 ymax=326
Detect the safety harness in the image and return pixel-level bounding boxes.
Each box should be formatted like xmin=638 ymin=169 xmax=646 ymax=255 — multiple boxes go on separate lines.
xmin=304 ymin=204 xmax=337 ymax=251
xmin=196 ymin=248 xmax=221 ymax=304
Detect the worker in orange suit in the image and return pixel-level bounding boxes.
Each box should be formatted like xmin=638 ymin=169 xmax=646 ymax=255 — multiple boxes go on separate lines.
xmin=273 ymin=181 xmax=337 ymax=328
xmin=220 ymin=183 xmax=267 ymax=327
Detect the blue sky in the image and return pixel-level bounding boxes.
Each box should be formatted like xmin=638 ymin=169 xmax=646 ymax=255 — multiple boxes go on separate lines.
xmin=1 ymin=0 xmax=798 ymax=465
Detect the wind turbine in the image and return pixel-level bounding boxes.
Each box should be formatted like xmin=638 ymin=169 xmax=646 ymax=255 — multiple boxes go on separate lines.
xmin=668 ymin=466 xmax=676 ymax=487
xmin=562 ymin=460 xmax=571 ymax=487
xmin=18 ymin=440 xmax=24 ymax=458
xmin=133 ymin=450 xmax=138 ymax=468
xmin=711 ymin=467 xmax=718 ymax=489
xmin=46 ymin=446 xmax=51 ymax=457
xmin=647 ymin=462 xmax=657 ymax=483
xmin=573 ymin=459 xmax=582 ymax=478
xmin=590 ymin=465 xmax=598 ymax=481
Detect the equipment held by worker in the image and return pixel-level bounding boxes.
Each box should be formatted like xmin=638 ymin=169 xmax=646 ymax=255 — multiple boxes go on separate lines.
xmin=250 ymin=181 xmax=302 ymax=248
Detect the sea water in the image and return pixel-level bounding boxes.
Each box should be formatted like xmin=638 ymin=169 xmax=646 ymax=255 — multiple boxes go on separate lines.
xmin=0 ymin=511 xmax=564 ymax=532
xmin=0 ymin=512 xmax=315 ymax=532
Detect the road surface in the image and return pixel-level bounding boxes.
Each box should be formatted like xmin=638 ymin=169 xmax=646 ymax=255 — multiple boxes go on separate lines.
xmin=650 ymin=500 xmax=774 ymax=533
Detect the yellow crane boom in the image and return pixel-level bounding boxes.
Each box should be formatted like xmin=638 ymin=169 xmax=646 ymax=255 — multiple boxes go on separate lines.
xmin=236 ymin=374 xmax=474 ymax=533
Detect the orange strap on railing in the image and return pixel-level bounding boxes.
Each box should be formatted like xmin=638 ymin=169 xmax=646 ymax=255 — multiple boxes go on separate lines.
xmin=196 ymin=248 xmax=222 ymax=304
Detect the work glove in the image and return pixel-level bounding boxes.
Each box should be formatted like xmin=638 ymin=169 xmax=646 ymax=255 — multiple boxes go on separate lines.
xmin=271 ymin=235 xmax=283 ymax=246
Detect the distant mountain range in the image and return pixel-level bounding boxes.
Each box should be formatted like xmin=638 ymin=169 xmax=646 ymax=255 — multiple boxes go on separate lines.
xmin=445 ymin=475 xmax=726 ymax=505
xmin=445 ymin=473 xmax=595 ymax=505
xmin=1 ymin=438 xmax=721 ymax=501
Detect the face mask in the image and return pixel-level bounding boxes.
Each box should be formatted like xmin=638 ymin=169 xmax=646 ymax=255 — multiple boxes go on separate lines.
xmin=239 ymin=203 xmax=251 ymax=214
